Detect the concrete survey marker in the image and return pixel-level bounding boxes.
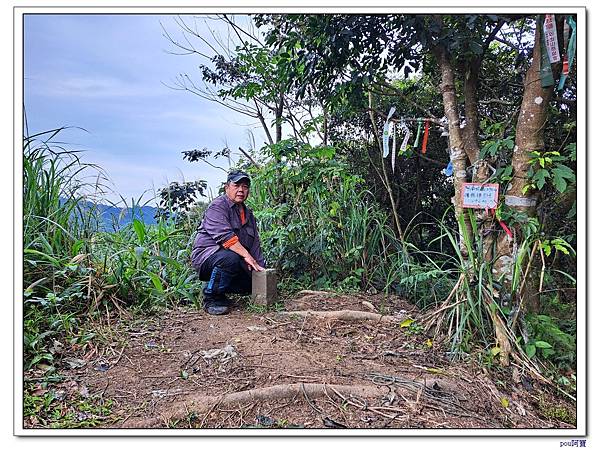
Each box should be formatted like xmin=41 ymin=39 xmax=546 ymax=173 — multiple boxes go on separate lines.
xmin=252 ymin=269 xmax=277 ymax=306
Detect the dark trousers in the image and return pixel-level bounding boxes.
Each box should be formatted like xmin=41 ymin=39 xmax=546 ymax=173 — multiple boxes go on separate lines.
xmin=198 ymin=249 xmax=251 ymax=307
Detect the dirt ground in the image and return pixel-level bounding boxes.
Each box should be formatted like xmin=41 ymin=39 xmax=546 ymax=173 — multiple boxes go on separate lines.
xmin=24 ymin=291 xmax=576 ymax=430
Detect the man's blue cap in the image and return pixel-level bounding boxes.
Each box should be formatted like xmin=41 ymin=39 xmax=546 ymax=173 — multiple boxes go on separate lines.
xmin=227 ymin=170 xmax=251 ymax=185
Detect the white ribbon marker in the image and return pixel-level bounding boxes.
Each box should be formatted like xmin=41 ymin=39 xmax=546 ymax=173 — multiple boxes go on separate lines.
xmin=399 ymin=124 xmax=411 ymax=155
xmin=382 ymin=106 xmax=396 ymax=158
xmin=391 ymin=121 xmax=397 ymax=172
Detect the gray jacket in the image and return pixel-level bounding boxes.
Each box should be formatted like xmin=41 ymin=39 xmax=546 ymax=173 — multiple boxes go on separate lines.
xmin=191 ymin=194 xmax=265 ymax=272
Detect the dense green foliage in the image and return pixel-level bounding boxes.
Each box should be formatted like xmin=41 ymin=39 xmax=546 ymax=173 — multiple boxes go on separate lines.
xmin=246 ymin=139 xmax=410 ymax=292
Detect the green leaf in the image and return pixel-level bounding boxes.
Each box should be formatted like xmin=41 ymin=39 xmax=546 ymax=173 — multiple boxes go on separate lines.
xmin=152 ymin=255 xmax=183 ymax=270
xmin=532 ymin=169 xmax=550 ymax=190
xmin=400 ymin=318 xmax=415 ymax=328
xmin=148 ymin=272 xmax=164 ymax=293
xmin=553 ymin=174 xmax=567 ymax=193
xmin=534 ymin=340 xmax=553 ymax=349
xmin=489 ymin=142 xmax=499 ymax=156
xmin=552 ymin=163 xmax=575 ymax=180
xmin=23 ymin=249 xmax=61 ymax=267
xmin=490 ymin=346 xmax=502 ymax=357
xmin=567 ymin=200 xmax=576 ymax=219
xmin=525 ymin=344 xmax=536 ymax=358
xmin=565 ymin=142 xmax=576 ymax=161
xmin=132 ymin=219 xmax=146 ymax=244
xmin=71 ymin=239 xmax=85 ymax=256
xmin=553 ymin=243 xmax=570 ymax=255
xmin=540 ymin=240 xmax=551 ymax=256
xmin=500 ymin=397 xmax=509 ymax=408
xmin=541 ymin=348 xmax=555 ymax=358
xmin=312 ymin=146 xmax=336 ymax=159
xmin=551 ymin=164 xmax=574 ymax=193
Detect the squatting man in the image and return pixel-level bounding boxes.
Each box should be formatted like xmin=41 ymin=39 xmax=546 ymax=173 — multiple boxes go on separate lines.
xmin=191 ymin=170 xmax=265 ymax=315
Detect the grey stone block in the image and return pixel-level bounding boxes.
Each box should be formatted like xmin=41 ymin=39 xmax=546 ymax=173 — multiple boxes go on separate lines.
xmin=252 ymin=269 xmax=277 ymax=306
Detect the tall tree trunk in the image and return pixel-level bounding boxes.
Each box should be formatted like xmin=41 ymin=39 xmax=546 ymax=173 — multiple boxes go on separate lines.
xmin=463 ymin=59 xmax=497 ymax=263
xmin=462 ymin=60 xmax=483 ymax=168
xmin=428 ymin=16 xmax=564 ymax=366
xmin=496 ymin=18 xmax=563 ymax=312
xmin=432 ymin=22 xmax=517 ymax=366
xmin=433 ymin=45 xmax=471 ymax=256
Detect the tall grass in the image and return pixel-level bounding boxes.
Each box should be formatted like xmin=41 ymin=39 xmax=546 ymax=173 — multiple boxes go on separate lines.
xmin=429 ymin=210 xmax=497 ymax=353
xmin=23 ymin=129 xmax=202 ymax=371
xmin=23 ymin=129 xmax=100 ymax=369
xmin=24 ymin=129 xmax=95 ymax=275
xmin=90 ymin=213 xmax=202 ymax=310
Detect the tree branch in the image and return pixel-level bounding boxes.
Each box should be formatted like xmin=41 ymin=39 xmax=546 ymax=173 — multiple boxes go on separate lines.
xmin=237 ymin=147 xmax=260 ymax=168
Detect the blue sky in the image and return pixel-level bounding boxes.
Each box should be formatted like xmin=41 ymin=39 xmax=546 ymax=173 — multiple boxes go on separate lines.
xmin=24 ymin=14 xmax=261 ymax=204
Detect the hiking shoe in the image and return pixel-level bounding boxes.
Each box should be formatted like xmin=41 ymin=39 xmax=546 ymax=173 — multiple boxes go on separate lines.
xmin=205 ymin=305 xmax=231 ymax=315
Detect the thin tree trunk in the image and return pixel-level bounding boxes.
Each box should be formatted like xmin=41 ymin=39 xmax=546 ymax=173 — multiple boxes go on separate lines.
xmin=433 ymin=45 xmax=471 ymax=256
xmin=414 ymin=154 xmax=422 ymax=219
xmin=414 ymin=155 xmax=424 ymax=246
xmin=321 ymin=99 xmax=329 ymax=146
xmin=368 ymin=91 xmax=405 ymax=242
xmin=462 ymin=60 xmax=482 ymax=168
xmin=462 ymin=59 xmax=497 ymax=263
xmin=275 ymin=92 xmax=284 ymax=143
xmin=254 ymin=99 xmax=274 ymax=146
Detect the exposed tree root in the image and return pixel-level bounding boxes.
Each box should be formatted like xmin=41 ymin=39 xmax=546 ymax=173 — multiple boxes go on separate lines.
xmin=297 ymin=290 xmax=336 ymax=296
xmin=128 ymin=383 xmax=388 ymax=428
xmin=277 ymin=309 xmax=397 ymax=323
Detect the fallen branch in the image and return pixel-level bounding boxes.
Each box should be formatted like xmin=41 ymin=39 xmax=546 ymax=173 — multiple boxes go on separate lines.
xmin=277 ymin=309 xmax=397 ymax=323
xmin=128 ymin=383 xmax=387 ymax=428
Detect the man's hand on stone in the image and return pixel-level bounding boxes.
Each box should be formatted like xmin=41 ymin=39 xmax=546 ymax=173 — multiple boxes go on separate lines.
xmin=244 ymin=255 xmax=264 ymax=272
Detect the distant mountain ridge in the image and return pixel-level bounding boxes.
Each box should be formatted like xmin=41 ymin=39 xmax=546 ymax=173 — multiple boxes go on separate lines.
xmin=92 ymin=202 xmax=159 ymax=230
xmin=62 ymin=198 xmax=159 ymax=230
